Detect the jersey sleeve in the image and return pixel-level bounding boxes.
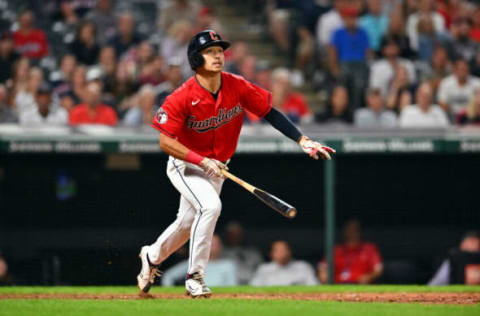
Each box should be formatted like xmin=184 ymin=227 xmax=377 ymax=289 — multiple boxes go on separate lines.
xmin=151 ymin=97 xmax=187 ymax=138
xmin=367 ymin=244 xmax=383 ymax=269
xmin=238 ymin=77 xmax=272 ymax=118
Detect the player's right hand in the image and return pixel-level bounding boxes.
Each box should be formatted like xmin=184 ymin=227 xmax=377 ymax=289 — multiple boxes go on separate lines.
xmin=200 ymin=158 xmax=228 ymax=178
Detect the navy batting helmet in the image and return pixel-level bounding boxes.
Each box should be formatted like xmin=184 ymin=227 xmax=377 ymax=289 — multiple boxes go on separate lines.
xmin=187 ymin=30 xmax=230 ymax=71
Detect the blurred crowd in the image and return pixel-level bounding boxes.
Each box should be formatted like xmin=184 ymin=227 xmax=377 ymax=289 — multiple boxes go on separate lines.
xmin=268 ymin=0 xmax=480 ymax=127
xmin=2 ymin=0 xmax=480 ymax=128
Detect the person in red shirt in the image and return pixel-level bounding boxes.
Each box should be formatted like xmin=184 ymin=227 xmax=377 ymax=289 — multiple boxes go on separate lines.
xmin=271 ymin=67 xmax=311 ymax=123
xmin=13 ymin=9 xmax=48 ymax=59
xmin=69 ymin=81 xmax=117 ymax=126
xmin=319 ymin=219 xmax=383 ymax=284
xmin=136 ymin=30 xmax=336 ymax=298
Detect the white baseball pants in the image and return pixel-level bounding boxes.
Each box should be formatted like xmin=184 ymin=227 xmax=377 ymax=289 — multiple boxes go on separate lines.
xmin=147 ymin=156 xmax=224 ymax=276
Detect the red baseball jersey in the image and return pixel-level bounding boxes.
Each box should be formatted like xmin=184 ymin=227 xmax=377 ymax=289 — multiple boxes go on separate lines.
xmin=333 ymin=242 xmax=382 ymax=284
xmin=152 ymin=72 xmax=272 ymax=162
xmin=13 ymin=29 xmax=49 ymax=59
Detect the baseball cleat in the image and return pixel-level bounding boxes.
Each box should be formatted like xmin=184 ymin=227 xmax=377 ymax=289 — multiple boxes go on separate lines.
xmin=185 ymin=272 xmax=212 ymax=298
xmin=137 ymin=246 xmax=162 ymax=294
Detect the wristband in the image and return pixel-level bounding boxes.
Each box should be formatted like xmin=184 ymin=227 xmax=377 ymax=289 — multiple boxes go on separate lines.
xmin=185 ymin=150 xmax=204 ymax=165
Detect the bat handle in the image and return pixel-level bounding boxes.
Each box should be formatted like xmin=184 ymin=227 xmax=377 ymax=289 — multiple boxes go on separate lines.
xmin=221 ymin=169 xmax=256 ymax=193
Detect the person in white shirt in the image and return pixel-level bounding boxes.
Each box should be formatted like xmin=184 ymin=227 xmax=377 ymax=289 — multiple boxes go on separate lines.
xmin=406 ymin=0 xmax=445 ymax=51
xmin=162 ymin=234 xmax=237 ymax=287
xmin=354 ymin=88 xmax=397 ymax=127
xmin=437 ymin=59 xmax=480 ymax=118
xmin=399 ymin=82 xmax=449 ymax=128
xmin=369 ymin=37 xmax=416 ymax=97
xmin=19 ymin=83 xmax=68 ymax=126
xmin=316 ymin=0 xmax=344 ymax=47
xmin=250 ymin=240 xmax=318 ymax=286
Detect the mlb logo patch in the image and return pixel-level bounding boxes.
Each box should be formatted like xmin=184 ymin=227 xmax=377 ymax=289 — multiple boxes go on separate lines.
xmin=155 ymin=108 xmax=168 ymax=124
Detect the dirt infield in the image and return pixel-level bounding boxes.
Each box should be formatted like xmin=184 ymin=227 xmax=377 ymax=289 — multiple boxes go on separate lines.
xmin=1 ymin=292 xmax=479 ymax=304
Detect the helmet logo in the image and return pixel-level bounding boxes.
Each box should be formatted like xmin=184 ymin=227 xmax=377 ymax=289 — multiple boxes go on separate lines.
xmin=209 ymin=31 xmax=219 ymax=40
xmin=199 ymin=36 xmax=207 ymax=45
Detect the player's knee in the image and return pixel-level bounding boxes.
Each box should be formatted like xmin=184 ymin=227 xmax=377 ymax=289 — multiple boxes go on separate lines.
xmin=202 ymin=200 xmax=222 ymax=218
xmin=178 ymin=213 xmax=195 ymax=231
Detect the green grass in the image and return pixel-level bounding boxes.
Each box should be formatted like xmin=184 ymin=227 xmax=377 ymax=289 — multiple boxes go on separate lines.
xmin=1 ymin=285 xmax=479 ymax=294
xmin=1 ymin=286 xmax=479 ymax=316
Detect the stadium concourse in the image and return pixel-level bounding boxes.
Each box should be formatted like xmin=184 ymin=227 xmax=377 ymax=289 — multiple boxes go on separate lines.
xmin=0 ymin=0 xmax=480 ymax=292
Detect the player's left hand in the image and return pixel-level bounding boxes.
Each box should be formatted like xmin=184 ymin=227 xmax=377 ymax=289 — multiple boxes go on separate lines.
xmin=298 ymin=136 xmax=336 ymax=160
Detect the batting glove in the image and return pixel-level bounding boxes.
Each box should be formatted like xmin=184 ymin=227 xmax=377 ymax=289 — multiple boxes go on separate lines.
xmin=298 ymin=136 xmax=336 ymax=160
xmin=200 ymin=158 xmax=228 ymax=178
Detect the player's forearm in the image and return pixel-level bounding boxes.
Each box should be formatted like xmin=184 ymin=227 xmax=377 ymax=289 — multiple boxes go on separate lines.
xmin=264 ymin=107 xmax=302 ymax=142
xmin=158 ymin=134 xmax=202 ymax=164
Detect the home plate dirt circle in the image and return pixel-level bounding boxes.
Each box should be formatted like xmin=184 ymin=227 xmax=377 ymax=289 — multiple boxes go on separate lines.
xmin=1 ymin=292 xmax=479 ymax=304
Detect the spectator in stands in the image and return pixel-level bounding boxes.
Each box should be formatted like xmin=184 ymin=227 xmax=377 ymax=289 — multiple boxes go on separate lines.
xmin=225 ymin=41 xmax=249 ymax=75
xmin=86 ymin=0 xmax=116 ymax=45
xmin=158 ymin=0 xmax=201 ymax=35
xmin=445 ymin=16 xmax=478 ymax=64
xmin=421 ymin=46 xmax=451 ymax=96
xmin=59 ymin=0 xmax=79 ymax=29
xmin=380 ymin=8 xmax=414 ymax=59
xmin=328 ymin=6 xmax=370 ymax=109
xmin=318 ymin=220 xmax=383 ymax=284
xmin=0 ymin=32 xmax=20 ymax=84
xmin=265 ymin=0 xmax=291 ymax=53
xmin=19 ymin=83 xmax=68 ymax=126
xmin=370 ymin=37 xmax=416 ymax=98
xmin=429 ymin=231 xmax=480 ymax=285
xmin=14 ymin=66 xmax=43 ymax=113
xmin=222 ymin=221 xmax=263 ymax=285
xmin=123 ymin=85 xmax=157 ymax=126
xmin=416 ymin=14 xmax=448 ymax=62
xmin=437 ymin=59 xmax=480 ymax=117
xmin=239 ymin=55 xmax=257 ymax=83
xmin=162 ymin=234 xmax=237 ymax=286
xmin=70 ymin=65 xmax=87 ymax=105
xmin=0 ymin=252 xmax=12 ymax=286
xmin=471 ymin=7 xmax=480 ymax=43
xmin=108 ymin=12 xmax=142 ymax=58
xmin=354 ymin=88 xmax=397 ymax=127
xmin=399 ymin=82 xmax=450 ymax=127
xmin=69 ymin=21 xmax=100 ymax=66
xmin=406 ymin=0 xmax=446 ymax=51
xmin=385 ymin=65 xmax=415 ymax=112
xmin=90 ymin=46 xmax=116 ymax=98
xmin=135 ymin=42 xmax=164 ymax=86
xmin=457 ymin=88 xmax=480 ymax=125
xmin=359 ymin=0 xmax=389 ymax=53
xmin=160 ymin=20 xmax=193 ymax=79
xmin=315 ymin=85 xmax=353 ymax=124
xmin=271 ymin=68 xmax=311 ymax=124
xmin=13 ymin=9 xmax=49 ymax=59
xmin=251 ymin=240 xmax=317 ymax=286
xmin=156 ymin=58 xmax=183 ymax=106
xmin=10 ymin=57 xmax=30 ymax=102
xmin=0 ymin=84 xmax=17 ymax=123
xmin=194 ymin=7 xmax=224 ymax=35
xmin=69 ymin=81 xmax=117 ymax=125
xmin=50 ymin=54 xmax=76 ymax=95
xmin=255 ymin=60 xmax=272 ymax=90
xmin=316 ymin=0 xmax=345 ymax=47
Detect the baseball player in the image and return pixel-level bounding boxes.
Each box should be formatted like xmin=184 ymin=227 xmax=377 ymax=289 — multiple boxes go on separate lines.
xmin=137 ymin=30 xmax=335 ymax=298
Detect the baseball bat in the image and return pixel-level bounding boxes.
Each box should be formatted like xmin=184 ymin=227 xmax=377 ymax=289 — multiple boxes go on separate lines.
xmin=221 ymin=169 xmax=297 ymax=219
